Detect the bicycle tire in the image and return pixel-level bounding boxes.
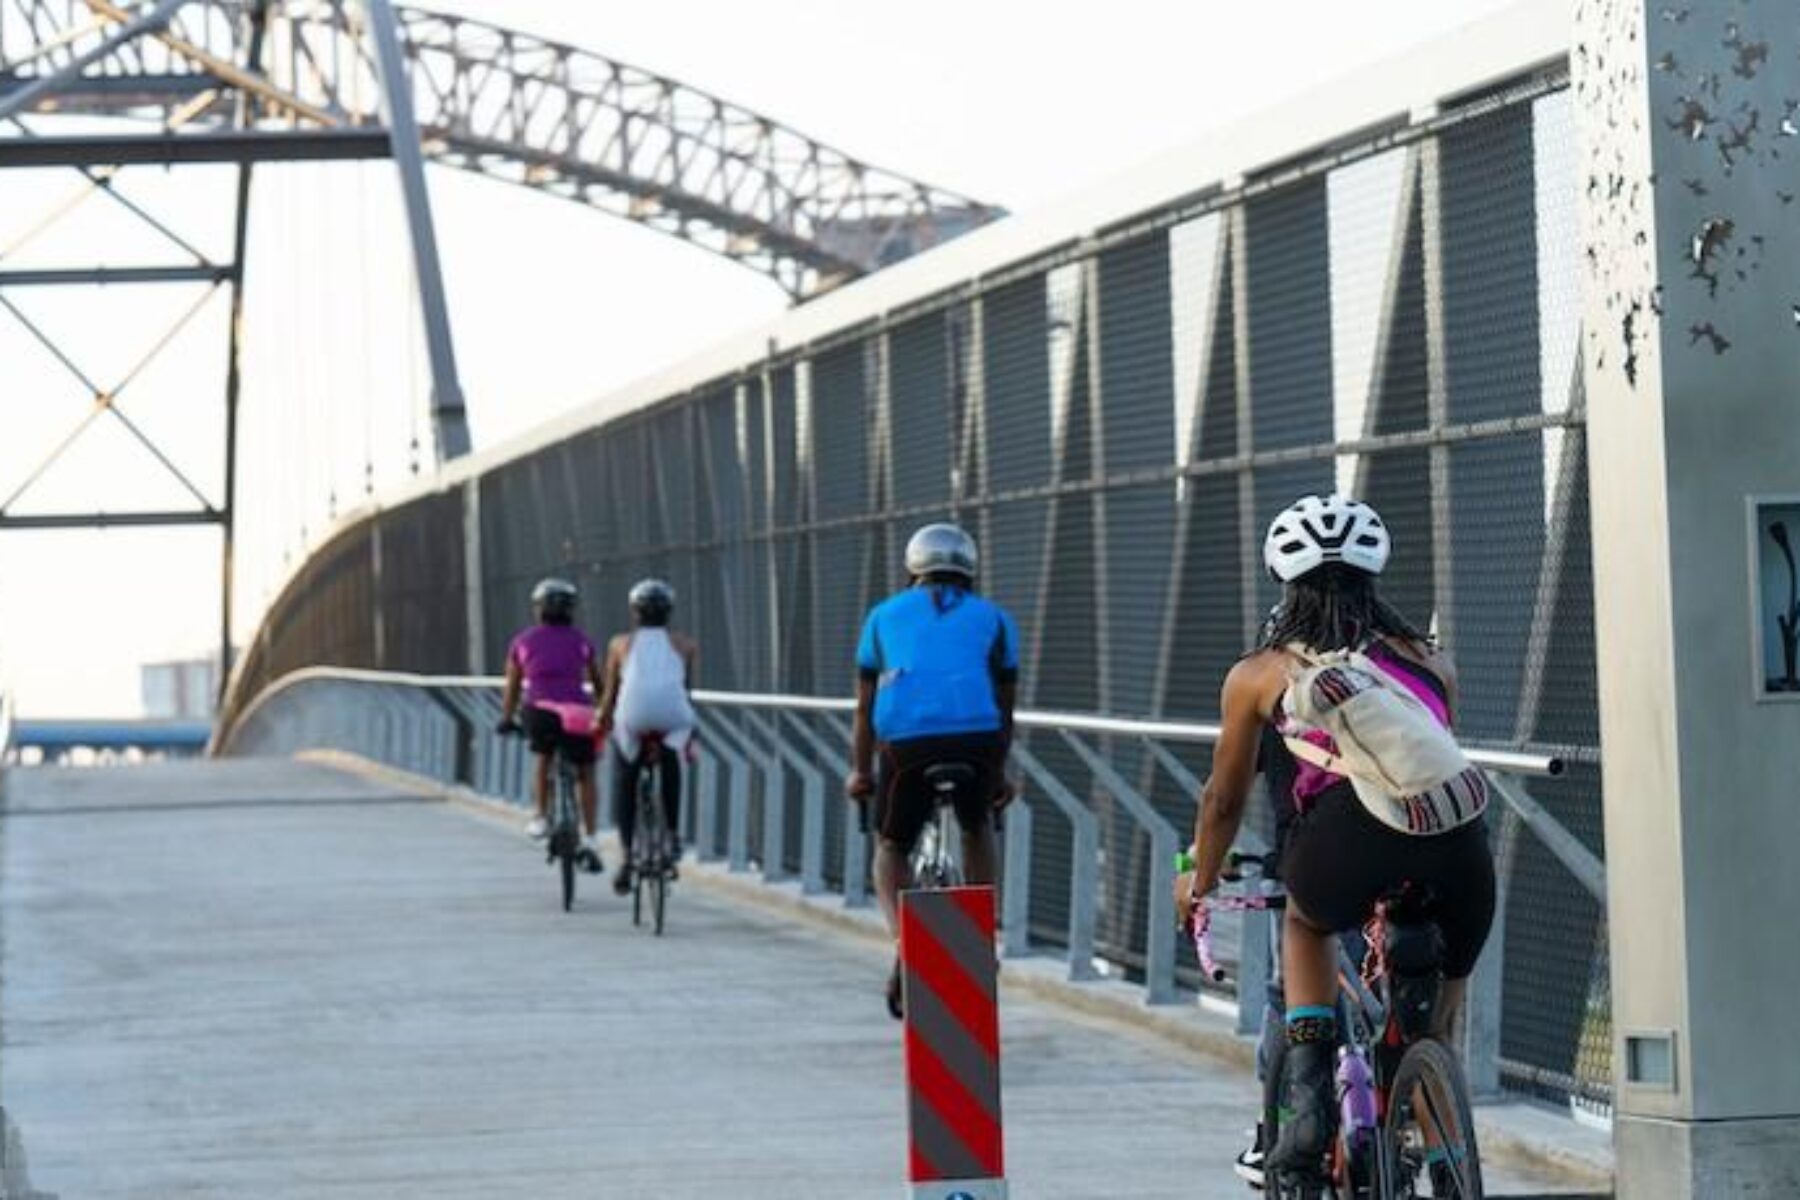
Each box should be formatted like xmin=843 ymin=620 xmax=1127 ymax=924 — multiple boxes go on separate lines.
xmin=652 ymin=867 xmax=667 ymax=936
xmin=555 ymin=766 xmax=578 ymax=912
xmin=1381 ymin=1037 xmax=1483 ymax=1199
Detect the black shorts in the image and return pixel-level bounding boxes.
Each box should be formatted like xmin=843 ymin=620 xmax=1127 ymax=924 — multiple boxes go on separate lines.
xmin=1281 ymin=782 xmax=1495 ymax=980
xmin=874 ymin=732 xmax=1005 ymax=851
xmin=523 ymin=705 xmax=596 ymax=766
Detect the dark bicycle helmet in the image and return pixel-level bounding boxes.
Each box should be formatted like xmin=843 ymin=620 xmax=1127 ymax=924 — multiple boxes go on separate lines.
xmin=629 ymin=578 xmax=675 ymax=626
xmin=531 ymin=577 xmax=579 ymax=624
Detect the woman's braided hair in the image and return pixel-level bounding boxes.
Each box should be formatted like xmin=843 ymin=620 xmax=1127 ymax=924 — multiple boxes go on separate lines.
xmin=1258 ymin=563 xmax=1429 ymax=654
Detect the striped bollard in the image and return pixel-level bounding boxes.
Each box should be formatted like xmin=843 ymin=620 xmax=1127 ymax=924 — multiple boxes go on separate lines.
xmin=899 ymin=885 xmax=1007 ymax=1199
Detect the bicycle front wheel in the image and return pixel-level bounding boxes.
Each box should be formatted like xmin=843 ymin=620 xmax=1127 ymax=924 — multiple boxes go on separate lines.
xmin=1381 ymin=1037 xmax=1483 ymax=1199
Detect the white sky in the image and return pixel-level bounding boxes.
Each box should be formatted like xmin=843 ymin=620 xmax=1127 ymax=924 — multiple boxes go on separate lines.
xmin=0 ymin=0 xmax=1523 ymax=717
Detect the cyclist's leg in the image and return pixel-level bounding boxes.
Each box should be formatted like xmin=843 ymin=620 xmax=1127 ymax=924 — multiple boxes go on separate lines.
xmin=1421 ymin=817 xmax=1497 ymax=1038
xmin=1269 ymin=785 xmax=1379 ymax=1177
xmin=871 ymin=741 xmax=930 ymax=939
xmin=611 ymin=742 xmax=642 ymax=891
xmin=521 ymin=707 xmax=559 ymax=833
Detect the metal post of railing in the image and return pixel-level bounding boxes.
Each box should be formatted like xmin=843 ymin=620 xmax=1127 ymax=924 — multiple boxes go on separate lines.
xmin=1465 ymin=791 xmax=1523 ymax=1101
xmin=805 ymin=712 xmax=869 ymax=909
xmin=1012 ymin=743 xmax=1098 ymax=982
xmin=695 ymin=747 xmax=720 ymax=861
xmin=1059 ymin=730 xmax=1180 ymax=1004
xmin=778 ymin=710 xmax=864 ymax=904
xmin=703 ymin=714 xmax=756 ymax=872
xmin=695 ymin=712 xmax=742 ymax=862
xmin=1001 ymin=798 xmax=1033 ymax=957
xmin=729 ymin=712 xmax=789 ymax=882
xmin=741 ymin=710 xmax=825 ymax=893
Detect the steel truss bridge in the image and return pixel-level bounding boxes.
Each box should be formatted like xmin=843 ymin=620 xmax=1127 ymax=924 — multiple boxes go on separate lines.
xmin=0 ymin=0 xmax=1000 ymax=679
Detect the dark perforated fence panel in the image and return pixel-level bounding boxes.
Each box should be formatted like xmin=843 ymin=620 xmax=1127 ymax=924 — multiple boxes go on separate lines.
xmin=225 ymin=67 xmax=1605 ymax=1109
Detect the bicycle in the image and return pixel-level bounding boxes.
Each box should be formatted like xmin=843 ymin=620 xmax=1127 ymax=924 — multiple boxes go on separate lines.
xmin=908 ymin=762 xmax=979 ymax=889
xmin=500 ymin=707 xmax=599 ymax=913
xmin=1195 ymin=853 xmax=1484 ymax=1200
xmin=627 ymin=734 xmax=678 ymax=936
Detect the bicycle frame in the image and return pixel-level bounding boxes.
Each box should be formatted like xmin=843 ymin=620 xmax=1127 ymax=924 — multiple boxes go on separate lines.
xmin=1195 ymin=857 xmax=1479 ymax=1199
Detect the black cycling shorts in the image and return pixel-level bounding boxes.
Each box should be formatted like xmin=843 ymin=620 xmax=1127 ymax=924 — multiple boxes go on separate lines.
xmin=874 ymin=732 xmax=1006 ymax=852
xmin=1280 ymin=781 xmax=1495 ymax=980
xmin=523 ymin=705 xmax=596 ymax=766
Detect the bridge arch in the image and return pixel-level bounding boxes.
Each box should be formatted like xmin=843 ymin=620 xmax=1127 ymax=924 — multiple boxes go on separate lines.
xmin=0 ymin=1 xmax=1001 ymax=297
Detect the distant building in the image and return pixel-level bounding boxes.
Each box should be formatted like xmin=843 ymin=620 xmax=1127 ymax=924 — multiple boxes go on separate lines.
xmin=141 ymin=658 xmax=218 ymax=720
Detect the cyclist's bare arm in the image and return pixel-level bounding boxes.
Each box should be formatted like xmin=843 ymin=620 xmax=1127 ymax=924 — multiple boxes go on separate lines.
xmin=499 ymin=656 xmax=524 ymax=725
xmin=584 ymin=653 xmax=606 ymax=711
xmin=848 ymin=676 xmax=877 ymax=797
xmin=1180 ymin=652 xmax=1282 ymax=924
xmin=596 ymin=635 xmax=628 ymax=726
xmin=673 ymin=631 xmax=700 ymax=690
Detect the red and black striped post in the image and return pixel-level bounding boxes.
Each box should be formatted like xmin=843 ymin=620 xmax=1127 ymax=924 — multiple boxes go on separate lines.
xmin=899 ymin=884 xmax=1007 ymax=1199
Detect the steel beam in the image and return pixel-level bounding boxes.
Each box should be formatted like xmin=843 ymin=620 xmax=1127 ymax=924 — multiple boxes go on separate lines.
xmin=366 ymin=0 xmax=469 ymax=462
xmin=0 ymin=0 xmax=188 ymax=125
xmin=0 ymin=510 xmax=222 ymax=529
xmin=0 ymin=130 xmax=391 ymax=167
xmin=0 ymin=265 xmax=229 ymax=286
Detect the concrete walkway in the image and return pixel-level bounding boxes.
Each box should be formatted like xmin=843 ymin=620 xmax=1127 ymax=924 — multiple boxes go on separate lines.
xmin=0 ymin=760 xmax=1595 ymax=1198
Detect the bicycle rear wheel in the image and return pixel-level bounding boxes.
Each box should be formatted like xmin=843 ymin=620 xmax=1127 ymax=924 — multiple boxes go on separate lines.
xmin=560 ymin=844 xmax=576 ymax=912
xmin=1381 ymin=1037 xmax=1483 ymax=1199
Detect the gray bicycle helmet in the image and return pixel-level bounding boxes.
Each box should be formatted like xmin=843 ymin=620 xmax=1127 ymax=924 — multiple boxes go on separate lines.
xmin=904 ymin=523 xmax=978 ymax=582
xmin=531 ymin=577 xmax=579 ymax=623
xmin=629 ymin=578 xmax=675 ymax=626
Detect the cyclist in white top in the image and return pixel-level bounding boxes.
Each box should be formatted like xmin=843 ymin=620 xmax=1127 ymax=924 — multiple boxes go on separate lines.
xmin=596 ymin=578 xmax=699 ymax=896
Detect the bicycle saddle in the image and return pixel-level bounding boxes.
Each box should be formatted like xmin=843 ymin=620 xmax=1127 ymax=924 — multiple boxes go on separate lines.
xmin=922 ymin=762 xmax=980 ymax=795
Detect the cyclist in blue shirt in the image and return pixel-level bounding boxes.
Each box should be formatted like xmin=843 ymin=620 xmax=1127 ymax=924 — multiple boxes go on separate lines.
xmin=845 ymin=522 xmax=1020 ymax=1019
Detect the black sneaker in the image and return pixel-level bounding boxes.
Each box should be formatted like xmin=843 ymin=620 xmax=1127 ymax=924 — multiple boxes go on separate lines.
xmin=612 ymin=865 xmax=634 ymax=896
xmin=885 ymin=959 xmax=904 ymax=1021
xmin=1267 ymin=1041 xmax=1335 ymax=1182
xmin=578 ymin=846 xmax=603 ymax=875
xmin=1234 ymin=1124 xmax=1268 ymax=1190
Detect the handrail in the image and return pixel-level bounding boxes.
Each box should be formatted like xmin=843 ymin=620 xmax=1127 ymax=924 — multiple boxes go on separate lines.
xmin=225 ymin=669 xmax=1566 ymax=778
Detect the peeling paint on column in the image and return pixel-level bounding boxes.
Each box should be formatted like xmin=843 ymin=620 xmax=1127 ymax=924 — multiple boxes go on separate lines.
xmin=1580 ymin=0 xmax=1800 ymax=381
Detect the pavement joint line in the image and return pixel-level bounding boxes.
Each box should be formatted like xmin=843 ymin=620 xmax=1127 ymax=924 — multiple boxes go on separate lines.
xmin=299 ymin=749 xmax=1615 ymax=1192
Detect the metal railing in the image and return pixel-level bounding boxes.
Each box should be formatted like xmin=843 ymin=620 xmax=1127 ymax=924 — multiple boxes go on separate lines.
xmin=219 ymin=666 xmax=1578 ymax=1103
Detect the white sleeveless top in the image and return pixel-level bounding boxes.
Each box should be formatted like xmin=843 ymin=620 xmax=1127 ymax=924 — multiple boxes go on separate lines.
xmin=613 ymin=629 xmax=695 ymax=755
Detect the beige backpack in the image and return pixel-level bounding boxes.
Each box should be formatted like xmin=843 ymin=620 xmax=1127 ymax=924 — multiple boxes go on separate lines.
xmin=1280 ymin=644 xmax=1487 ymax=836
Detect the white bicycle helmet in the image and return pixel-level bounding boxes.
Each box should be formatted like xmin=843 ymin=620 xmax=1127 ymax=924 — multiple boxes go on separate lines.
xmin=904 ymin=523 xmax=978 ymax=581
xmin=1263 ymin=494 xmax=1390 ymax=583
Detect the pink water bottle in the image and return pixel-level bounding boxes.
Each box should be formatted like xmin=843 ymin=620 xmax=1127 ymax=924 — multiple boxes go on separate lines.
xmin=1337 ymin=1044 xmax=1377 ymax=1147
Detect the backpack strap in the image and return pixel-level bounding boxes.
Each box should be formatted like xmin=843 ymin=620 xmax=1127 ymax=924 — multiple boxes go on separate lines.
xmin=1283 ymin=734 xmax=1381 ymax=786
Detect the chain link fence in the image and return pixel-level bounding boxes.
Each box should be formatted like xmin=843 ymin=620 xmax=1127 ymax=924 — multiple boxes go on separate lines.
xmin=226 ymin=59 xmax=1608 ymax=1112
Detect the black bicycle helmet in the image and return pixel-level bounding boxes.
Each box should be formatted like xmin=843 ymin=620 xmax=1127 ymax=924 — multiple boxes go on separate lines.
xmin=629 ymin=578 xmax=675 ymax=626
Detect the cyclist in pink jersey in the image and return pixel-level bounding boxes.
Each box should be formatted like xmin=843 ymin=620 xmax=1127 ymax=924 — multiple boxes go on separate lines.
xmin=497 ymin=577 xmax=605 ymax=871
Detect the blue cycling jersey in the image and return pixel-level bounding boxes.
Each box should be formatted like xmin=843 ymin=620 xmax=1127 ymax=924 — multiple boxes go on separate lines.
xmin=855 ymin=584 xmax=1020 ymax=743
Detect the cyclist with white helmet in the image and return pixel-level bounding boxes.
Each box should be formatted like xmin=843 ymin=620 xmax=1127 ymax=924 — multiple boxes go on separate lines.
xmin=497 ymin=578 xmax=606 ymax=871
xmin=1175 ymin=495 xmax=1494 ymax=1189
xmin=596 ymin=579 xmax=699 ymax=897
xmin=846 ymin=523 xmax=1021 ymax=1019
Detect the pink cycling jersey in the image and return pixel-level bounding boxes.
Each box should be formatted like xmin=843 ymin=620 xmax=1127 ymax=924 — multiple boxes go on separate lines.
xmin=508 ymin=624 xmax=595 ymax=706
